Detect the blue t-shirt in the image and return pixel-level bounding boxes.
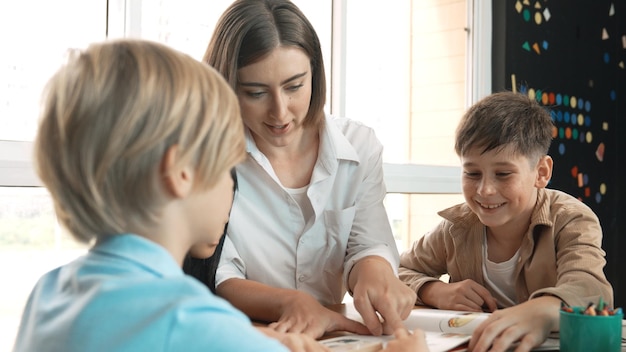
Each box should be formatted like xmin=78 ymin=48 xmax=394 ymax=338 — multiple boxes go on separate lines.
xmin=13 ymin=234 xmax=288 ymax=352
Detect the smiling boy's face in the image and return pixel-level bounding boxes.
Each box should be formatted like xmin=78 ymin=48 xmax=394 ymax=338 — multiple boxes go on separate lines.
xmin=460 ymin=144 xmax=551 ymax=236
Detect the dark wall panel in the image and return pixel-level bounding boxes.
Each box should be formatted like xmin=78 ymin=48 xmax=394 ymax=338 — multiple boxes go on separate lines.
xmin=492 ymin=0 xmax=625 ymax=307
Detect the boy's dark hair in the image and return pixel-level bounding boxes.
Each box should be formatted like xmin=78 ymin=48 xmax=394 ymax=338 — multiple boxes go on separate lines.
xmin=455 ymin=91 xmax=554 ymax=162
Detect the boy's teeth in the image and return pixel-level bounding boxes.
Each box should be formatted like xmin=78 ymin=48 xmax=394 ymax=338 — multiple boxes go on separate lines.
xmin=480 ymin=202 xmax=502 ymax=209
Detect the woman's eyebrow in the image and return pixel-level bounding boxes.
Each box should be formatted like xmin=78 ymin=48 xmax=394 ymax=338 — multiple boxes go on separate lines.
xmin=238 ymin=71 xmax=308 ymax=87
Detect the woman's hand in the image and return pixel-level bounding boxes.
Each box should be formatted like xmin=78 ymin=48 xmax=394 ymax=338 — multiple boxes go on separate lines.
xmin=267 ymin=290 xmax=371 ymax=339
xmin=349 ymin=256 xmax=417 ymax=336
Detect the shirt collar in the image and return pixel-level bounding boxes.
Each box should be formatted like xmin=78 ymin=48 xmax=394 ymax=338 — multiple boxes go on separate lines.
xmin=243 ymin=113 xmax=361 ymax=171
xmin=438 ymin=188 xmax=553 ymax=236
xmin=319 ymin=113 xmax=360 ymax=164
xmin=530 ymin=188 xmax=553 ymax=227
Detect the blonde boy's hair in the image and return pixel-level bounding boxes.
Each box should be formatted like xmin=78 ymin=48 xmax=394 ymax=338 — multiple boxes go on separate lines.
xmin=35 ymin=39 xmax=245 ymax=243
xmin=455 ymin=91 xmax=554 ymax=163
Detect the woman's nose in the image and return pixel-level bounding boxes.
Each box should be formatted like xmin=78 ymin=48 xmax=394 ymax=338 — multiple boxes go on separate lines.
xmin=269 ymin=92 xmax=288 ymax=119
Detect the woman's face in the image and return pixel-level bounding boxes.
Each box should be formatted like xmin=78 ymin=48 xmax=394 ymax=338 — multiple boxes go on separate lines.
xmin=236 ymin=46 xmax=312 ymax=150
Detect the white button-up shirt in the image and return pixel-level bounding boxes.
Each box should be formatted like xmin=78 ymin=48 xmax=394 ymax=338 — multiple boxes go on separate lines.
xmin=217 ymin=115 xmax=399 ymax=305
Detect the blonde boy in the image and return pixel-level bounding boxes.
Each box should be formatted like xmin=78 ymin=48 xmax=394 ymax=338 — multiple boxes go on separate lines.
xmin=399 ymin=91 xmax=613 ymax=352
xmin=12 ymin=39 xmax=308 ymax=351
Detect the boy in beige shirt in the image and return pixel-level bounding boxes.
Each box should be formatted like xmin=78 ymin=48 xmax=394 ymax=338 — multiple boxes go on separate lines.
xmin=399 ymin=91 xmax=613 ymax=352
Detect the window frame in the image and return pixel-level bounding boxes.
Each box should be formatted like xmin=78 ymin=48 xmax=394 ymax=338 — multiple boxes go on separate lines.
xmin=0 ymin=0 xmax=493 ymax=192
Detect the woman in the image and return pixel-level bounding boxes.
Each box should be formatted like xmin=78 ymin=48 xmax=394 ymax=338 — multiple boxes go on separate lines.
xmin=193 ymin=0 xmax=416 ymax=339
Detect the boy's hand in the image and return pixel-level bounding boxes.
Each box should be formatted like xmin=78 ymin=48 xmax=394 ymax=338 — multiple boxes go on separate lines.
xmin=257 ymin=327 xmax=331 ymax=352
xmin=267 ymin=291 xmax=371 ymax=339
xmin=383 ymin=328 xmax=430 ymax=352
xmin=349 ymin=256 xmax=417 ymax=336
xmin=420 ymin=279 xmax=498 ymax=312
xmin=468 ymin=296 xmax=560 ymax=352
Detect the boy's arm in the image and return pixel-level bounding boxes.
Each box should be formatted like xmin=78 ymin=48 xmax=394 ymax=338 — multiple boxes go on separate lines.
xmin=255 ymin=327 xmax=329 ymax=351
xmin=399 ymin=221 xmax=498 ymax=312
xmin=398 ymin=222 xmax=453 ymax=305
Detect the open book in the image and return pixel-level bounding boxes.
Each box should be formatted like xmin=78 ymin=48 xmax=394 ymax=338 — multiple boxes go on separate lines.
xmin=321 ymin=308 xmax=560 ymax=352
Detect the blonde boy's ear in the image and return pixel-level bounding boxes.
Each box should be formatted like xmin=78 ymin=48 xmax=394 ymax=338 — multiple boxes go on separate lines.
xmin=535 ymin=155 xmax=553 ymax=188
xmin=161 ymin=145 xmax=194 ymax=198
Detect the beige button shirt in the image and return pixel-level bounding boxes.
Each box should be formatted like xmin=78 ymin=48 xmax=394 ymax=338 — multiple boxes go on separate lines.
xmin=399 ymin=188 xmax=614 ymax=308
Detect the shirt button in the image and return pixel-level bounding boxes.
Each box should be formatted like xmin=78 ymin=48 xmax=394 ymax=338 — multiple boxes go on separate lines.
xmin=298 ymin=275 xmax=306 ymax=282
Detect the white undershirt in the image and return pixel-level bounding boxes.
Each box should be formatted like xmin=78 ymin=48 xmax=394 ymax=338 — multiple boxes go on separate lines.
xmin=482 ymin=227 xmax=519 ymax=307
xmin=284 ymin=185 xmax=314 ymax=225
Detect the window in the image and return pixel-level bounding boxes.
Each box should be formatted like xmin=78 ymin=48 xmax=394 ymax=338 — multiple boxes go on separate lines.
xmin=0 ymin=1 xmax=106 ymax=349
xmin=340 ymin=0 xmax=470 ymax=249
